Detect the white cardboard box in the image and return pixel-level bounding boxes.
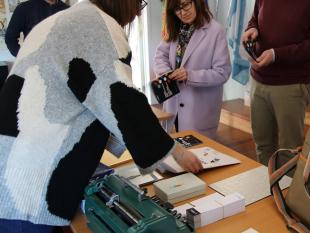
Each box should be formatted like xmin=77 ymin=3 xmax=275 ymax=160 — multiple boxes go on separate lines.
xmin=153 ymin=173 xmax=206 ymax=204
xmin=190 ymin=192 xmax=224 ymax=207
xmin=182 ymin=192 xmax=245 ymax=229
xmin=216 ymin=192 xmax=245 ymax=218
xmin=187 ymin=200 xmax=223 ymax=228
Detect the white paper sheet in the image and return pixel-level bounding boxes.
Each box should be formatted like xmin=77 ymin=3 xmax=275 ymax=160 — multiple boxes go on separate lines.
xmin=158 ymin=146 xmax=240 ymax=173
xmin=115 ymin=164 xmax=163 ymax=186
xmin=209 ymin=166 xmax=292 ymax=205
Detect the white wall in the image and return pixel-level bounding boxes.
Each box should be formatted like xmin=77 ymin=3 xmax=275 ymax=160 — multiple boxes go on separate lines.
xmin=209 ymin=0 xmax=245 ymax=100
xmin=143 ymin=0 xmax=164 ymax=103
xmin=208 ymin=0 xmax=255 ymax=100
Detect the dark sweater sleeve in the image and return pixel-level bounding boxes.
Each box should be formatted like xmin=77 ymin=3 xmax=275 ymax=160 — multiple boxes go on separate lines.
xmin=246 ymin=0 xmax=259 ymax=31
xmin=274 ymin=32 xmax=310 ymax=64
xmin=5 ymin=4 xmax=26 ymax=56
xmin=110 ymin=82 xmax=175 ymax=169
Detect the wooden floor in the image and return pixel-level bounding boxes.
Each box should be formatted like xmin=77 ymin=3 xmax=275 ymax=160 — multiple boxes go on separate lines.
xmin=215 ymin=123 xmax=256 ymax=161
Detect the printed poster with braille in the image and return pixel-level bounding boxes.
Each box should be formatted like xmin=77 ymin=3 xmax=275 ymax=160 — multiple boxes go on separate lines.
xmin=151 ymin=71 xmax=180 ymax=103
xmin=175 ymin=134 xmax=203 ymax=148
xmin=157 ymin=146 xmax=241 ymax=173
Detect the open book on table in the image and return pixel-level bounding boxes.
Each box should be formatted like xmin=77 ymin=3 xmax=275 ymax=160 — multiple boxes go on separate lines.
xmin=158 ymin=146 xmax=241 ymax=173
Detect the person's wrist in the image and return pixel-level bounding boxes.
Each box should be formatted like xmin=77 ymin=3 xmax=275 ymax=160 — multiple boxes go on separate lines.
xmin=172 ymin=143 xmax=185 ymax=162
xmin=173 ymin=150 xmax=185 ymax=163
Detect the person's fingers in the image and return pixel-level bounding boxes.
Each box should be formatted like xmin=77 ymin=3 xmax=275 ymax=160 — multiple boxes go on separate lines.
xmin=176 ymin=70 xmax=187 ymax=81
xmin=180 ymin=157 xmax=193 ymax=172
xmin=255 ymin=52 xmax=271 ymax=67
xmin=169 ymin=72 xmax=179 ymax=80
xmin=168 ymin=72 xmax=176 ymax=79
xmin=243 ymin=30 xmax=252 ymax=42
xmin=197 ymin=159 xmax=203 ymax=170
xmin=187 ymin=157 xmax=202 ymax=173
xmin=189 ymin=164 xmax=198 ymax=173
xmin=251 ymin=62 xmax=259 ymax=69
xmin=242 ymin=33 xmax=249 ymax=43
xmin=169 ymin=69 xmax=181 ymax=78
xmin=252 ymin=30 xmax=258 ymax=40
xmin=194 ymin=157 xmax=203 ymax=171
xmin=170 ymin=68 xmax=186 ymax=80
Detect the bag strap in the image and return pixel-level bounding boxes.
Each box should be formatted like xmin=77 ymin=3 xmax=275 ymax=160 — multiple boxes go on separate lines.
xmin=303 ymin=153 xmax=310 ymax=186
xmin=268 ymin=149 xmax=310 ymax=233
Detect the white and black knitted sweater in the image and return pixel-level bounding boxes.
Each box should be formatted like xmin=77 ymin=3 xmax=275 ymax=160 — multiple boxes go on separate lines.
xmin=0 ymin=1 xmax=175 ymax=226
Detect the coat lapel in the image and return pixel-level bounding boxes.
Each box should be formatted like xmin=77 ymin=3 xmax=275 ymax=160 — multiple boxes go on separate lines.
xmin=181 ymin=26 xmax=207 ymax=67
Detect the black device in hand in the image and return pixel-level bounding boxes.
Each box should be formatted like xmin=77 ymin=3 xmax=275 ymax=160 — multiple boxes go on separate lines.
xmin=243 ymin=40 xmax=258 ymax=62
xmin=151 ymin=71 xmax=180 ymax=104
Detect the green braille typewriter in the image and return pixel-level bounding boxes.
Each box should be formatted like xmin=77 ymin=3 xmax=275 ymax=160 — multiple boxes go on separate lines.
xmin=84 ymin=174 xmax=195 ymax=233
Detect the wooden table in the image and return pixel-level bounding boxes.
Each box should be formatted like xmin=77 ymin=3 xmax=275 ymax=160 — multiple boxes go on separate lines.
xmin=71 ymin=130 xmax=289 ymax=233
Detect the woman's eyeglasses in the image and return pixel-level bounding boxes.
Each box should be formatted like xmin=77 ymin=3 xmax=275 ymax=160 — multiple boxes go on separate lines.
xmin=140 ymin=0 xmax=148 ymax=11
xmin=175 ymin=0 xmax=193 ymax=14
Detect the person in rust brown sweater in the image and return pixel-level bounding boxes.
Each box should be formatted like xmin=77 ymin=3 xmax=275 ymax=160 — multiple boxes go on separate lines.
xmin=242 ymin=0 xmax=310 ymax=166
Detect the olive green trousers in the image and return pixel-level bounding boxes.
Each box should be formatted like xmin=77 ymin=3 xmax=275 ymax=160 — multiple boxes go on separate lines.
xmin=250 ymin=79 xmax=310 ymax=166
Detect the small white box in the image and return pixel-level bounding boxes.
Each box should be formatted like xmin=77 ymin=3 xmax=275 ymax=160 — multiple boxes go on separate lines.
xmin=190 ymin=192 xmax=224 ymax=207
xmin=185 ymin=192 xmax=245 ymax=228
xmin=187 ymin=199 xmax=223 ymax=228
xmin=153 ymin=173 xmax=206 ymax=204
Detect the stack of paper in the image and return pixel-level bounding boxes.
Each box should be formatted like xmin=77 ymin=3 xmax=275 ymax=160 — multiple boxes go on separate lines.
xmin=158 ymin=146 xmax=240 ymax=173
xmin=216 ymin=192 xmax=245 ymax=218
xmin=187 ymin=199 xmax=223 ymax=227
xmin=114 ymin=164 xmax=163 ymax=187
xmin=173 ymin=192 xmax=245 ymax=229
xmin=209 ymin=166 xmax=292 ymax=205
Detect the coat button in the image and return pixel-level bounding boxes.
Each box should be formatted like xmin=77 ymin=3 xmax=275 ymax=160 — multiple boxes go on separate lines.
xmin=180 ymin=103 xmax=184 ymax=107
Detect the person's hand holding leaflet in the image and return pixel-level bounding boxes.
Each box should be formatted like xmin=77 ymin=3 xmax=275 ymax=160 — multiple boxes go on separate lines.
xmin=251 ymin=49 xmax=274 ymax=68
xmin=242 ymin=28 xmax=275 ymax=68
xmin=171 ymin=143 xmax=203 ymax=173
xmin=242 ymin=27 xmax=258 ymax=43
xmin=169 ymin=67 xmax=188 ymax=81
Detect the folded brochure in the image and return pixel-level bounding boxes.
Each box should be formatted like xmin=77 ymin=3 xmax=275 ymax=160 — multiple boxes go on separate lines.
xmin=158 ymin=146 xmax=240 ymax=173
xmin=115 ymin=163 xmax=163 ymax=186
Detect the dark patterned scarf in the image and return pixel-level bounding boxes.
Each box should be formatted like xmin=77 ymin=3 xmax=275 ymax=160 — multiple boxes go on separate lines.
xmin=175 ymin=23 xmax=195 ymax=68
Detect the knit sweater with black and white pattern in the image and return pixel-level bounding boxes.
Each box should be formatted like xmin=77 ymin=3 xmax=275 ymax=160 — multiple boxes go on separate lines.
xmin=0 ymin=1 xmax=175 ymax=226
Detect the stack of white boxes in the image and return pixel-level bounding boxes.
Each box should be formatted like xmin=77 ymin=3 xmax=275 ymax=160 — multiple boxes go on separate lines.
xmin=174 ymin=192 xmax=245 ymax=229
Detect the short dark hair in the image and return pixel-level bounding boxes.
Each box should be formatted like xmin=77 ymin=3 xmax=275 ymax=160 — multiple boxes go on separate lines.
xmin=90 ymin=0 xmax=142 ymax=27
xmin=165 ymin=0 xmax=212 ymax=42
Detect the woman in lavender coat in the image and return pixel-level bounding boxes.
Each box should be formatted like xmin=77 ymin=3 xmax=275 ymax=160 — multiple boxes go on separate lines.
xmin=153 ymin=0 xmax=231 ymax=138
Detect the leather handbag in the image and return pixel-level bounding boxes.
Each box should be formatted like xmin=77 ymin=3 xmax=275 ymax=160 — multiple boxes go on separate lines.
xmin=268 ymin=131 xmax=310 ymax=232
xmin=151 ymin=72 xmax=180 ymax=104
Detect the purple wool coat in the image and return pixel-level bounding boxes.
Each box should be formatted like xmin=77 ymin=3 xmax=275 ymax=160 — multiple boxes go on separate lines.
xmin=153 ymin=19 xmax=231 ymax=138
